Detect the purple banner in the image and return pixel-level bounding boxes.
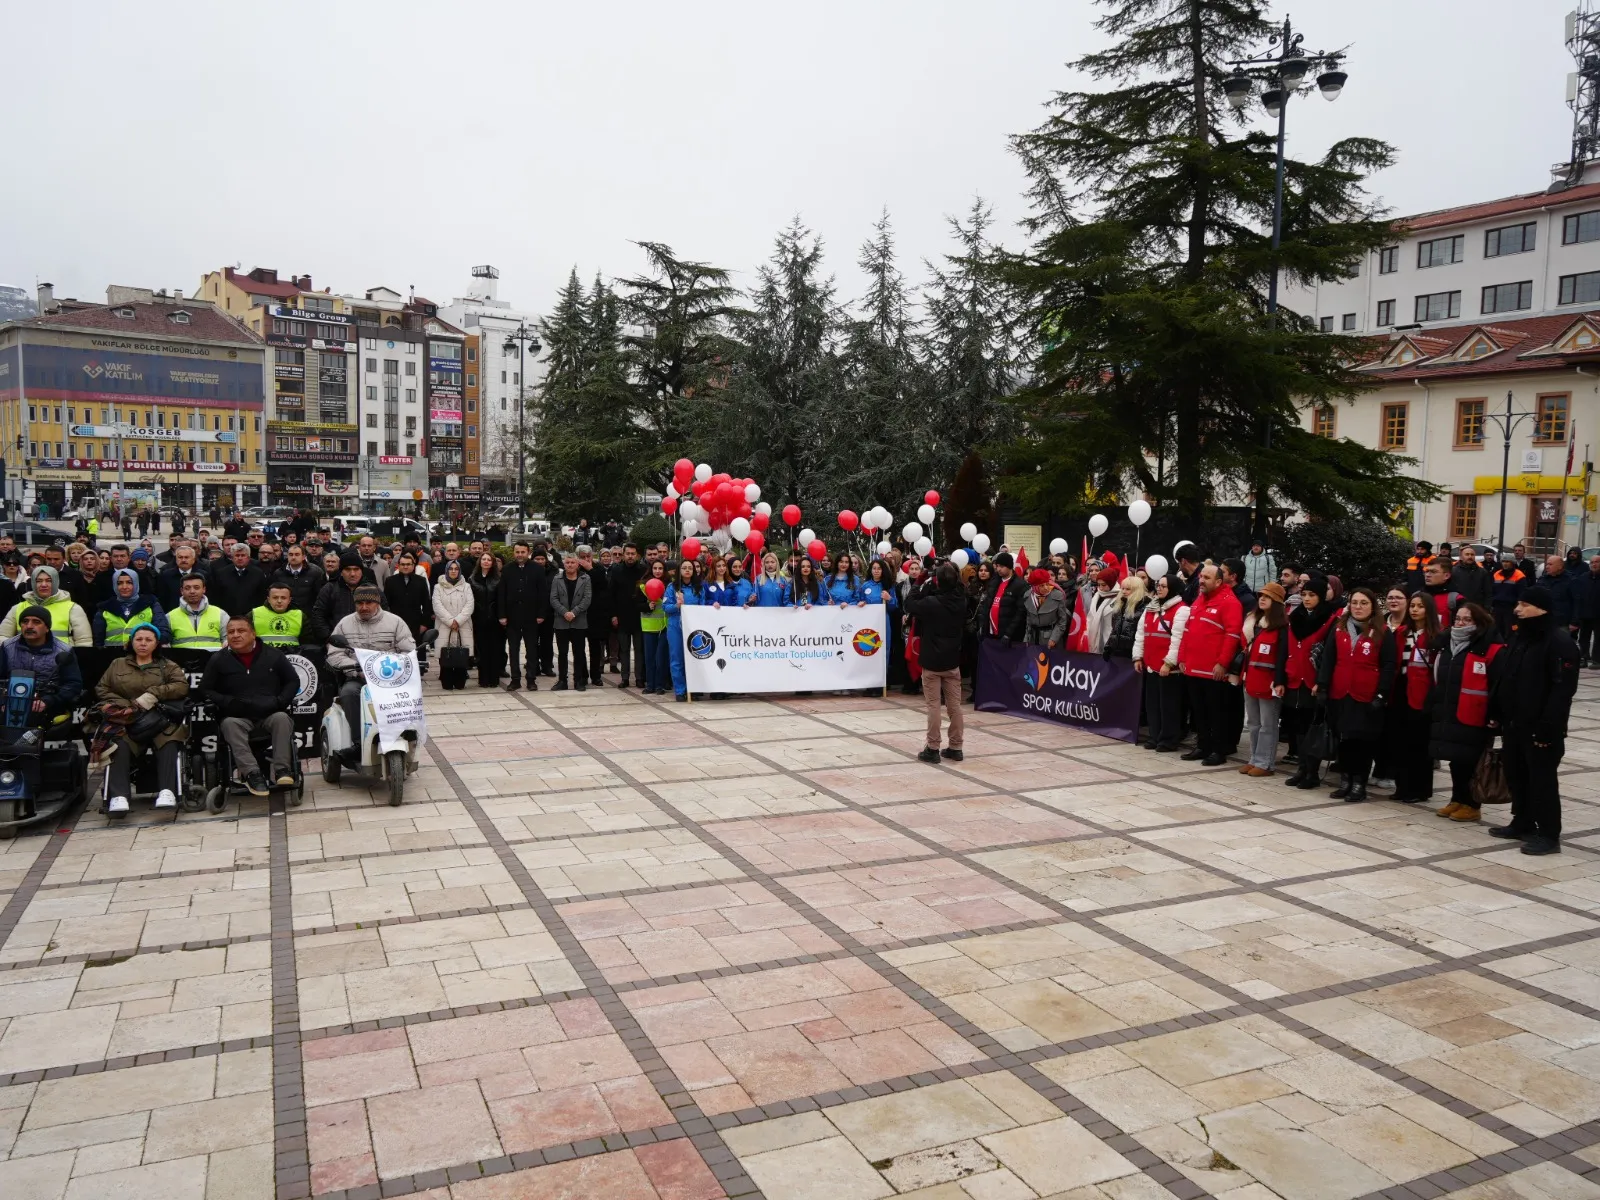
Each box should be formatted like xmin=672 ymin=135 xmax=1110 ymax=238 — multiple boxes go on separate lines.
xmin=974 ymin=640 xmax=1141 ymax=743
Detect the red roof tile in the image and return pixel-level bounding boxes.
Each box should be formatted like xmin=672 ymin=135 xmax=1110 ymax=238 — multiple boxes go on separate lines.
xmin=1401 ymin=181 xmax=1600 ymax=232
xmin=224 ymin=267 xmax=302 ymax=300
xmin=1357 ymin=307 xmax=1600 ymax=381
xmin=12 ymin=300 xmax=263 ymax=346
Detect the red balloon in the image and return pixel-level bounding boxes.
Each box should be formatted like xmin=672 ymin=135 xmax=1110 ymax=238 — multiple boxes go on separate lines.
xmin=782 ymin=504 xmax=802 ymax=527
xmin=838 ymin=510 xmax=858 ymax=532
xmin=750 ymin=512 xmax=769 ymax=532
xmin=745 ymin=531 xmax=765 ymax=554
xmin=925 ymin=490 xmax=941 ymax=507
xmin=806 ymin=539 xmax=828 ymax=561
xmin=674 ymin=458 xmax=694 ymax=477
xmin=691 ymin=480 xmax=707 ymax=498
xmin=680 ymin=537 xmax=703 ymax=560
xmin=661 ymin=497 xmax=678 ymax=516
xmin=738 ymin=501 xmax=752 ymax=518
xmin=644 ymin=578 xmax=666 ymax=602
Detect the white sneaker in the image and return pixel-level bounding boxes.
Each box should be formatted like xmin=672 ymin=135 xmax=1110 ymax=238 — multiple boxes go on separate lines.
xmin=108 ymin=796 xmax=130 ymax=815
xmin=154 ymin=789 xmax=177 ymax=810
xmin=1369 ymin=777 xmax=1396 ymax=791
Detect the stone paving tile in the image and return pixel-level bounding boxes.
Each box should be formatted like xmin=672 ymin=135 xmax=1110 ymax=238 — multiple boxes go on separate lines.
xmin=1134 ymin=815 xmax=1399 ymax=883
xmin=623 ymin=959 xmax=982 ymax=1113
xmin=451 ymin=753 xmax=622 ymax=795
xmin=558 ymin=879 xmax=840 ymax=984
xmin=1440 ymin=840 xmax=1600 ymax=915
xmin=706 ymin=809 xmax=932 ymax=871
xmin=1020 ymin=779 xmax=1241 ymax=829
xmin=285 ymin=800 xmax=487 ymax=862
xmin=41 ymin=820 xmax=270 ymax=885
xmin=290 ymin=846 xmax=522 ymax=928
xmin=877 ymin=794 xmax=1095 ymax=851
xmin=513 ymin=827 xmax=744 ymax=898
xmin=801 ymin=761 xmax=994 ymax=806
xmin=653 ymin=773 xmax=844 ymax=822
xmin=971 ymin=834 xmax=1237 ymax=912
xmin=609 ymin=745 xmax=780 ymax=783
xmin=478 ymin=786 xmax=681 ymax=841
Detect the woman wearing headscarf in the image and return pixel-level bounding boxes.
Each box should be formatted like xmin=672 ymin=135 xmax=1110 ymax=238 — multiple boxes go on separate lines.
xmin=432 ymin=558 xmax=475 ymax=690
xmin=1022 ymin=568 xmax=1069 ymax=648
xmin=1133 ymin=573 xmax=1189 ymax=751
xmin=0 ymin=565 xmax=93 ymax=646
xmin=95 ymin=621 xmax=188 ymax=814
xmin=94 ymin=568 xmax=172 ymax=648
xmin=1082 ymin=567 xmax=1119 ymax=654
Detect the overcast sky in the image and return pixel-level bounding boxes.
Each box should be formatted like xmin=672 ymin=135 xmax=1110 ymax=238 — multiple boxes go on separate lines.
xmin=1 ymin=0 xmax=1580 ymax=319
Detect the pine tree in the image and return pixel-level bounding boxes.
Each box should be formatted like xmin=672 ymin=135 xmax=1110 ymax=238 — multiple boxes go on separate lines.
xmin=996 ymin=0 xmax=1440 ymax=526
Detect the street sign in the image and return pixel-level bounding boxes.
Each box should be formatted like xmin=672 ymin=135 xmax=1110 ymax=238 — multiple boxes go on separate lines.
xmin=69 ymin=423 xmax=237 ymax=444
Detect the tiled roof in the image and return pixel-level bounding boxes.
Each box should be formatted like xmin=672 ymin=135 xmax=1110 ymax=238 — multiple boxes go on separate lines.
xmin=10 ymin=300 xmax=263 ymax=346
xmin=1356 ymin=308 xmax=1600 ymax=381
xmin=1401 ymin=181 xmax=1600 ymax=232
xmin=224 ymin=267 xmax=301 ymax=300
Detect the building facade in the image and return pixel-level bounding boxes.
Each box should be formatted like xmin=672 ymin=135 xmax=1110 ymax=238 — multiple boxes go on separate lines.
xmin=424 ymin=319 xmax=477 ymax=506
xmin=345 ymin=288 xmax=429 ymax=508
xmin=0 ymin=285 xmax=267 ymax=514
xmin=437 ymin=267 xmax=543 ymax=499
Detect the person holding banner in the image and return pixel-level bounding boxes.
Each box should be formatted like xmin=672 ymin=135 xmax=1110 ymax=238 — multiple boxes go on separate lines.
xmin=95 ymin=623 xmax=189 ymax=813
xmin=748 ymin=553 xmax=789 ymax=607
xmin=1022 ymin=569 xmax=1069 ymax=649
xmin=825 ymin=554 xmax=861 ymax=607
xmin=786 ymin=558 xmax=824 ymax=608
xmin=663 ymin=559 xmax=703 ymax=701
xmin=906 ymin=563 xmax=967 ymax=764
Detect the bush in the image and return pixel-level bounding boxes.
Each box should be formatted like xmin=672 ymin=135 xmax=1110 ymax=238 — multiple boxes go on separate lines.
xmin=629 ymin=514 xmax=674 ymax=546
xmin=1278 ymin=519 xmax=1410 ymax=590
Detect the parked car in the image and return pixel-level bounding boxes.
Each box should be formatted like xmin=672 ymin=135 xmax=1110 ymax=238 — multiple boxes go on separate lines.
xmin=0 ymin=520 xmax=68 ymax=548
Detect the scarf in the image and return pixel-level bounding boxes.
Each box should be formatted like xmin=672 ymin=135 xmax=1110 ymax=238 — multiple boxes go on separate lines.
xmin=1449 ymin=625 xmax=1473 ymax=656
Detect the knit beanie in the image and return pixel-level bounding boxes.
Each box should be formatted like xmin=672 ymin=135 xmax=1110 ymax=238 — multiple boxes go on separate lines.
xmin=1521 ymin=584 xmax=1552 ymax=612
xmin=19 ymin=604 xmax=51 ymax=626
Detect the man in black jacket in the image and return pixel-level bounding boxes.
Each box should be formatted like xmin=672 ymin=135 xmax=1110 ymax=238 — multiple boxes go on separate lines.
xmin=497 ymin=542 xmax=548 ymax=691
xmin=200 ymin=614 xmax=300 ymax=796
xmin=210 ymin=543 xmax=269 ymax=620
xmin=978 ymin=553 xmax=1027 ymax=650
xmin=906 ymin=563 xmax=968 ymax=765
xmin=271 ymin=543 xmax=326 ymax=614
xmin=314 ymin=557 xmax=368 ymax=639
xmin=577 ymin=546 xmax=608 ymax=688
xmin=1488 ymin=584 xmax=1580 ymax=855
xmin=609 ymin=542 xmax=647 ymax=689
xmin=1449 ymin=546 xmax=1494 ymax=609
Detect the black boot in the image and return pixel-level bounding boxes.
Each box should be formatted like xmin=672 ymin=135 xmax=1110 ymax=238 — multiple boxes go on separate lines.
xmin=1283 ymin=761 xmax=1309 ymax=787
xmin=1329 ymin=772 xmax=1353 ymax=799
xmin=1293 ymin=760 xmax=1322 ymax=789
xmin=1345 ymin=773 xmax=1369 ymax=803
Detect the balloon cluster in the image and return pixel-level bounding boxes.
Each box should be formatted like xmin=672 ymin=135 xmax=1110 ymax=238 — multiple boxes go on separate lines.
xmin=664 ymin=459 xmax=771 ymax=555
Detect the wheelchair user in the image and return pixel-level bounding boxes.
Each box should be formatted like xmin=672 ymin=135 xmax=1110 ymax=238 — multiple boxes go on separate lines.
xmin=0 ymin=605 xmax=85 ymax=727
xmin=199 ymin=614 xmax=299 ymax=797
xmin=326 ymin=584 xmax=414 ymax=741
xmin=94 ymin=621 xmax=188 ymax=814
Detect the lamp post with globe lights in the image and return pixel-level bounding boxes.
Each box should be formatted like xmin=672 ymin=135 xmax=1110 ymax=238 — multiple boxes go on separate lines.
xmin=501 ymin=323 xmax=542 ymax=526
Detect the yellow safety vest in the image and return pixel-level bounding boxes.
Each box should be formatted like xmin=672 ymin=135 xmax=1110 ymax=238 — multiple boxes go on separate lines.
xmin=251 ymin=606 xmax=303 ymax=646
xmin=8 ymin=595 xmax=74 ymax=636
xmin=169 ymin=605 xmax=224 ymax=650
xmin=102 ymin=604 xmax=156 ymax=647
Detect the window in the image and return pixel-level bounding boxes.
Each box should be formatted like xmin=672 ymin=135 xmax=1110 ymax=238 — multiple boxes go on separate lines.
xmin=405 ymin=361 xmax=416 ymax=376
xmin=367 ymin=440 xmax=378 ymax=457
xmin=1378 ymin=246 xmax=1399 ymax=274
xmin=466 ymin=373 xmax=476 ymax=387
xmin=467 ymin=424 xmax=478 ymax=438
xmin=1449 ymin=494 xmax=1479 ymax=540
xmin=466 ymin=346 xmax=477 ymax=362
xmin=405 ymin=416 xmax=417 ymax=435
xmin=1536 ymin=393 xmax=1570 ymax=444
xmin=1414 ymin=291 xmax=1461 ymax=322
xmin=1485 ymin=223 xmax=1536 ymax=257
xmin=366 ymin=358 xmax=376 ymax=372
xmin=383 ymin=359 xmax=398 ymax=376
xmin=406 ymin=389 xmax=416 ymax=405
xmin=405 ymin=442 xmax=417 ymax=457
xmin=512 ymin=373 xmax=520 ymax=385
xmin=500 ymin=371 xmax=506 ymax=384
xmin=1482 ymin=281 xmax=1533 ymax=314
xmin=1417 ymin=236 xmax=1464 ymax=268
xmin=1455 ymin=398 xmax=1486 ymax=447
xmin=1559 ymin=271 xmax=1600 ymax=305
xmin=1313 ymin=406 xmax=1336 ymax=438
xmin=366 ymin=413 xmax=377 ymax=428
xmin=1342 ymin=313 xmax=1357 ymax=331
xmin=1564 ymin=210 xmax=1600 ymax=244
xmin=501 ymin=397 xmax=507 ymax=410
xmin=466 ymin=399 xmax=476 ymax=412
xmin=1319 ymin=316 xmax=1334 ymax=333
xmin=1381 ymin=402 xmax=1408 ymax=449
xmin=365 ymin=385 xmax=377 ymax=402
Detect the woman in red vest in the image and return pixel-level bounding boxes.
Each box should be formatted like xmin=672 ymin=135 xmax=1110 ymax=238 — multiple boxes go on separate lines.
xmin=1238 ymin=583 xmax=1289 ymax=776
xmin=1313 ymin=587 xmax=1394 ymax=802
xmin=1381 ymin=592 xmax=1442 ymax=804
xmin=1132 ymin=573 xmax=1189 ymax=751
xmin=1431 ymin=602 xmax=1501 ymax=822
xmin=1282 ymin=574 xmax=1336 ymax=789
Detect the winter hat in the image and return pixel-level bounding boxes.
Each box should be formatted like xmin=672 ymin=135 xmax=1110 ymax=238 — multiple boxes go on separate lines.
xmin=125 ymin=621 xmax=162 ymax=647
xmin=353 ymin=584 xmax=382 ymax=604
xmin=1027 ymin=568 xmax=1052 ymax=587
xmin=1521 ymin=585 xmax=1552 ymax=613
xmin=19 ymin=604 xmax=51 ymax=626
xmin=993 ymin=552 xmax=1014 ymax=568
xmin=1259 ymin=582 xmax=1287 ymax=604
xmin=130 ymin=549 xmax=149 ymax=563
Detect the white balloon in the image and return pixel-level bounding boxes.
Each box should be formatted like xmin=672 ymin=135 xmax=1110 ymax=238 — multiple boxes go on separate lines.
xmin=1049 ymin=537 xmax=1068 ymax=555
xmin=949 ymin=548 xmax=970 ymax=568
xmin=1174 ymin=540 xmax=1193 ymax=558
xmin=914 ymin=536 xmax=932 ymax=556
xmin=902 ymin=522 xmax=923 ymax=542
xmin=744 ymin=483 xmax=761 ymax=503
xmin=666 ymin=481 xmax=679 ymax=499
xmin=798 ymin=528 xmax=816 ymax=547
xmin=694 ymin=463 xmax=712 ymax=483
xmin=918 ymin=503 xmax=936 ymax=525
xmin=877 ymin=540 xmax=893 ymax=555
xmin=960 ymin=522 xmax=978 ymax=543
xmin=860 ymin=510 xmax=876 ymax=531
xmin=729 ymin=517 xmax=751 ymax=541
xmin=1145 ymin=554 xmax=1169 ymax=579
xmin=1127 ymin=499 xmax=1152 ymax=527
xmin=680 ymin=501 xmax=701 ymax=522
xmin=755 ymin=502 xmax=771 ymax=517
xmin=1088 ymin=513 xmax=1109 ymax=537
xmin=878 ymin=509 xmax=892 ymax=530
xmin=971 ymin=533 xmax=991 ymax=554
xmin=680 ymin=517 xmax=698 ymax=536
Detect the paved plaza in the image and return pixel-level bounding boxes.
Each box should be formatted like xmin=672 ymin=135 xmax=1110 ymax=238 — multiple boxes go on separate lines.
xmin=3 ymin=676 xmax=1600 ymax=1200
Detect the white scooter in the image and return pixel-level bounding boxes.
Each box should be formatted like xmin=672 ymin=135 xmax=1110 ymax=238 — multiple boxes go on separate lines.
xmin=317 ymin=631 xmax=435 ymax=806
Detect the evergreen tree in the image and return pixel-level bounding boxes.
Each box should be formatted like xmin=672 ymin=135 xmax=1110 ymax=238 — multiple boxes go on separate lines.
xmin=996 ymin=0 xmax=1440 ymax=526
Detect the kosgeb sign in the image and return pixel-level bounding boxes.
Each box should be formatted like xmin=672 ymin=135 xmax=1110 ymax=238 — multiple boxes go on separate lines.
xmin=974 ymin=640 xmax=1141 ymax=743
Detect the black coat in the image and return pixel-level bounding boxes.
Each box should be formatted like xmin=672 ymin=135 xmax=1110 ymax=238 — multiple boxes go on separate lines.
xmin=383 ymin=572 xmax=434 ymax=636
xmin=313 ymin=578 xmax=361 ymax=635
xmin=977 ymin=575 xmax=1027 ymax=641
xmin=1316 ymin=616 xmax=1397 ymax=744
xmin=199 ymin=643 xmax=298 ymax=720
xmin=270 ymin=564 xmax=326 ymax=614
xmin=210 ymin=562 xmax=269 ymax=619
xmin=582 ymin=564 xmax=610 ymax=628
xmin=1489 ymin=616 xmax=1580 ymax=742
xmin=1449 ymin=562 xmax=1494 ymax=609
xmin=1577 ymin=567 xmax=1600 ymax=621
xmin=62 ymin=569 xmax=111 ymax=614
xmin=497 ymin=561 xmax=550 ymax=626
xmin=609 ymin=560 xmax=647 ymax=631
xmin=1539 ymin=569 xmax=1581 ymax=628
xmin=1430 ymin=628 xmax=1502 ymax=763
xmin=906 ymin=579 xmax=967 ymax=672
xmin=223 ymin=516 xmax=251 ymax=542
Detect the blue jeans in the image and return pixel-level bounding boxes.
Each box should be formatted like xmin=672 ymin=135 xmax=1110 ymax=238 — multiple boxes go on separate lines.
xmin=1244 ymin=693 xmax=1282 ymax=770
xmin=643 ymin=629 xmax=668 ymax=692
xmin=667 ymin=617 xmax=686 ymax=696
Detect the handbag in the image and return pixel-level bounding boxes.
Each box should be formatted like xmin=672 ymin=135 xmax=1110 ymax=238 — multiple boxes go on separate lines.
xmin=1472 ymin=743 xmax=1513 ymax=806
xmin=440 ymin=628 xmax=471 ymax=675
xmin=1298 ymin=709 xmax=1334 ymax=762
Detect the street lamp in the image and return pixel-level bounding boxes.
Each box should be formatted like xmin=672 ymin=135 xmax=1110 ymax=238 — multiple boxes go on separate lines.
xmin=1484 ymin=389 xmax=1540 ymax=552
xmin=502 ymin=323 xmax=542 ymax=526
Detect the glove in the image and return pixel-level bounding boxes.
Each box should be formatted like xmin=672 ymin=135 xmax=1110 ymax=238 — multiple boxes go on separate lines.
xmin=134 ymin=693 xmax=157 ymax=710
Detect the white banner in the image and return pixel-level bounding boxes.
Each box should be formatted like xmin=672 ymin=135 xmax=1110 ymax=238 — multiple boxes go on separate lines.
xmin=680 ymin=605 xmax=888 ymax=694
xmin=354 ymin=648 xmax=427 ymax=752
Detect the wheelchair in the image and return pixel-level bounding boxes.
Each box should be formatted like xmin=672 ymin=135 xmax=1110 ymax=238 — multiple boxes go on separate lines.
xmin=0 ymin=679 xmax=90 ymax=840
xmin=203 ymin=719 xmax=306 ymax=813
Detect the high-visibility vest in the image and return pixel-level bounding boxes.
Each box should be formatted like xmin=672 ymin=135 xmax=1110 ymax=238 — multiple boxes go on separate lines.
xmin=1286 ymin=617 xmax=1330 ymax=691
xmin=86 ymin=518 xmax=99 ymax=534
xmin=1457 ymin=644 xmax=1503 ymax=727
xmin=1330 ymin=621 xmax=1382 ymax=703
xmin=251 ymin=605 xmax=303 ymax=646
xmin=1399 ymin=630 xmax=1435 ymax=711
xmin=639 ymin=583 xmax=667 ymax=633
xmin=1140 ymin=602 xmax=1183 ymax=670
xmin=1244 ymin=626 xmax=1284 ymax=699
xmin=169 ymin=605 xmax=224 ymax=650
xmin=102 ymin=604 xmax=156 ymax=647
xmin=8 ymin=594 xmax=75 ymax=636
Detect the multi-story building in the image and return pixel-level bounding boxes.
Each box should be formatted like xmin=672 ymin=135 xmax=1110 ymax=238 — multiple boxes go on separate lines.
xmin=344 ymin=288 xmax=429 ymax=508
xmin=197 ymin=267 xmax=359 ymax=505
xmin=438 ymin=266 xmax=543 ymax=500
xmin=0 ymin=284 xmax=267 ymax=513
xmin=424 ymin=319 xmax=476 ymax=505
